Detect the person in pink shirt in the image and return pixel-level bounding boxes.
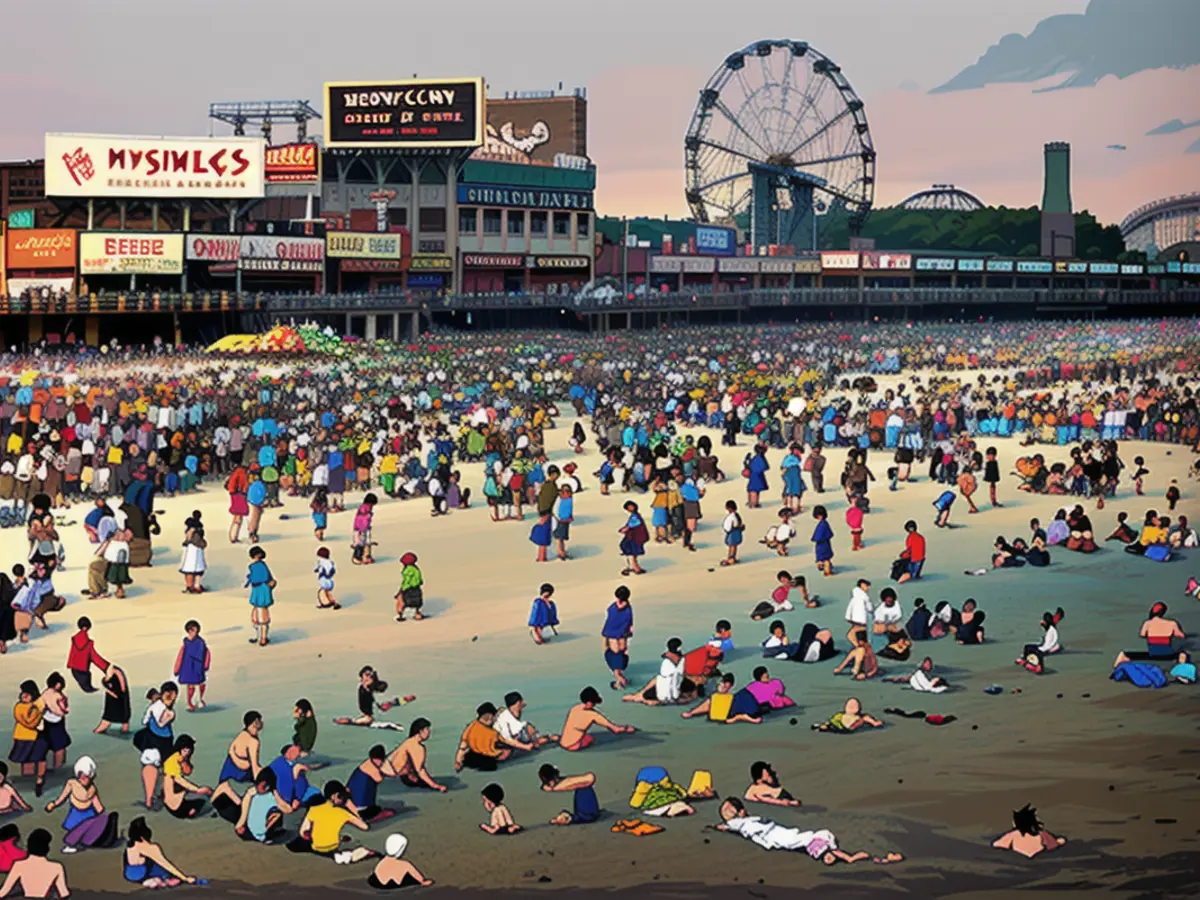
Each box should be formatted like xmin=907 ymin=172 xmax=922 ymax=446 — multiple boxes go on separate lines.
xmin=845 ymin=496 xmax=865 ymax=552
xmin=744 ymin=667 xmax=795 ymax=712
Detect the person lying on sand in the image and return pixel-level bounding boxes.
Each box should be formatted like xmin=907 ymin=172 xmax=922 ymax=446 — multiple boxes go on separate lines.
xmin=992 ymin=803 xmax=1066 ymax=858
xmin=538 ymin=766 xmax=600 ymax=826
xmin=744 ymin=761 xmax=800 ymax=808
xmin=715 ymin=796 xmax=902 ymax=865
xmin=812 ymin=698 xmax=883 ymax=733
xmin=557 ymin=687 xmax=635 ymax=752
xmin=681 ymin=673 xmax=764 ymax=725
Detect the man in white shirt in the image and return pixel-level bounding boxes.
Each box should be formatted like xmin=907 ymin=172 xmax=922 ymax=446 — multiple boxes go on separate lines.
xmin=845 ymin=579 xmax=874 ymax=642
xmin=492 ymin=692 xmax=555 ymax=749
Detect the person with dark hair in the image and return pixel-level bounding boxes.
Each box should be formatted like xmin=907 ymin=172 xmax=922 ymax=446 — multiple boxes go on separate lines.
xmin=528 ymin=583 xmax=559 ymax=645
xmin=0 ymin=827 xmax=69 ymax=898
xmin=618 ymin=500 xmax=648 ymax=576
xmin=123 ymin=816 xmax=196 ymax=887
xmin=455 ymin=703 xmax=530 ymax=773
xmin=602 ymin=586 xmax=634 ymax=689
xmin=334 ymin=666 xmax=405 ymax=728
xmin=37 ymin=675 xmax=70 ymax=774
xmin=234 ymin=768 xmax=288 ymax=843
xmin=92 ymin=664 xmax=130 ymax=736
xmin=244 ymin=546 xmax=276 ymax=647
xmin=65 ymin=618 xmax=108 ymax=695
xmin=832 ymin=630 xmax=879 ymax=680
xmin=346 ymin=745 xmax=396 ymax=822
xmin=557 ymin=687 xmax=634 ymax=752
xmin=992 ymin=804 xmax=1066 ymax=858
xmin=538 ymin=765 xmax=600 ymax=826
xmin=811 ymin=506 xmax=835 ymax=577
xmin=172 ymin=621 xmax=210 ymax=713
xmin=622 ymin=638 xmax=688 ymax=705
xmin=478 ymin=783 xmax=520 ymax=835
xmin=266 ymin=743 xmax=321 ymax=809
xmin=744 ymin=762 xmax=800 ymax=808
xmin=492 ymin=694 xmax=556 ymax=753
xmin=10 ymin=681 xmax=48 ymax=797
xmin=0 ymin=823 xmax=25 ymax=874
xmin=906 ymin=598 xmax=933 ymax=641
xmin=681 ymin=673 xmax=763 ymax=724
xmin=716 ymin=795 xmax=900 ymax=865
xmin=216 ymin=711 xmax=263 ymax=788
xmin=388 ymin=719 xmax=447 ymax=792
xmin=287 ymin=780 xmax=375 ymax=864
xmin=1018 ymin=609 xmax=1065 ymax=673
xmin=896 ymin=521 xmax=926 ymax=584
xmin=955 ymin=599 xmax=986 ymax=645
xmin=292 ymin=699 xmax=317 ymax=755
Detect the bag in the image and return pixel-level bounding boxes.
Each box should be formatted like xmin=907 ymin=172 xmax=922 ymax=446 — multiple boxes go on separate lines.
xmin=802 ymin=456 xmax=814 ymax=472
xmin=1144 ymin=544 xmax=1171 ymax=562
xmin=890 ymin=557 xmax=909 ymax=581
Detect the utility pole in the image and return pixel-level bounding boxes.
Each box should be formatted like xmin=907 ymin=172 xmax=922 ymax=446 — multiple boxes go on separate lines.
xmin=621 ymin=217 xmax=629 ymax=298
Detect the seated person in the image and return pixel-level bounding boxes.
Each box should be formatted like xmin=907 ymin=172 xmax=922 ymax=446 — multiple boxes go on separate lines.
xmin=708 ymin=620 xmax=735 ymax=653
xmin=388 ymin=719 xmax=448 ymax=792
xmin=368 ymin=833 xmax=433 ymax=890
xmin=492 ymin=693 xmax=556 ymax=751
xmin=929 ymin=601 xmax=960 ymax=639
xmin=346 ymin=745 xmax=397 ymax=821
xmin=832 ymin=630 xmax=879 ymax=680
xmin=955 ymin=600 xmax=986 ymax=644
xmin=234 ymin=768 xmax=289 ymax=843
xmin=744 ymin=666 xmax=796 ymax=713
xmin=1017 ymin=609 xmax=1064 ymax=673
xmin=1105 ymin=511 xmax=1138 ymax=544
xmin=1168 ymin=515 xmax=1197 ymax=550
xmin=902 ymin=657 xmax=948 ymax=693
xmin=761 ymin=621 xmax=836 ymax=663
xmin=992 ymin=803 xmax=1066 ymax=858
xmin=1023 ymin=533 xmax=1051 ymax=567
xmin=744 ymin=761 xmax=800 ymax=808
xmin=872 ymin=589 xmax=903 ymax=634
xmin=1169 ymin=651 xmax=1196 ymax=684
xmin=750 ymin=571 xmax=815 ymax=619
xmin=286 ymin=780 xmax=375 ymax=864
xmin=681 ymin=673 xmax=765 ymax=725
xmin=0 ymin=764 xmax=30 ymax=816
xmin=478 ymin=783 xmax=521 ymax=835
xmin=538 ymin=766 xmax=600 ymax=826
xmin=992 ymin=537 xmax=1024 ymax=568
xmin=715 ymin=796 xmax=901 ymax=865
xmin=906 ymin=598 xmax=932 ymax=640
xmin=1122 ymin=602 xmax=1186 ymax=660
xmin=267 ymin=743 xmax=321 ymax=809
xmin=812 ymin=697 xmax=883 ymax=733
xmin=1066 ymin=506 xmax=1097 ymax=553
xmin=877 ymin=629 xmax=912 ymax=662
xmin=455 ymin=703 xmax=532 ymax=772
xmin=163 ymin=736 xmax=238 ymax=820
xmin=556 ymin=687 xmax=635 ymax=752
xmin=624 ymin=638 xmax=689 ymax=706
xmin=1045 ymin=509 xmax=1070 ymax=545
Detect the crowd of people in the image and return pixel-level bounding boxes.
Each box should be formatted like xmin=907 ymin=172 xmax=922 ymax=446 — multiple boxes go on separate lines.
xmin=1 ymin=316 xmax=1198 ymax=895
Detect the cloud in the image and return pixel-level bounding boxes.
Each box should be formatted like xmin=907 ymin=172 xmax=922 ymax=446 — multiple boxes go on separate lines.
xmin=932 ymin=0 xmax=1199 ymax=93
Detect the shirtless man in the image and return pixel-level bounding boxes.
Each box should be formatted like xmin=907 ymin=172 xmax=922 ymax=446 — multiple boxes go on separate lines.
xmin=388 ymin=719 xmax=447 ymax=792
xmin=557 ymin=687 xmax=635 ymax=752
xmin=0 ymin=828 xmax=69 ymax=898
xmin=743 ymin=761 xmax=800 ymax=808
xmin=217 ymin=712 xmax=264 ymax=789
xmin=992 ymin=804 xmax=1067 ymax=858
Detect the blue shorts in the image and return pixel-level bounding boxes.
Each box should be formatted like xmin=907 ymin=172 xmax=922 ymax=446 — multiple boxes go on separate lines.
xmin=907 ymin=560 xmax=924 ymax=579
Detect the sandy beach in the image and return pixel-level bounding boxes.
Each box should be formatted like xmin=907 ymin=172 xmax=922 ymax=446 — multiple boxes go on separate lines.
xmin=3 ymin=416 xmax=1198 ymax=899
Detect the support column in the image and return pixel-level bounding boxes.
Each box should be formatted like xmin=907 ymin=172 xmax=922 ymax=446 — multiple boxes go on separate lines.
xmin=409 ymin=312 xmax=419 ymax=342
xmin=365 ymin=314 xmax=378 ymax=341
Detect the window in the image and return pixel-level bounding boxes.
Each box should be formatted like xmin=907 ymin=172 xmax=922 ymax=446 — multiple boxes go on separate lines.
xmin=530 ymin=211 xmax=548 ymax=236
xmin=507 ymin=211 xmax=525 ymax=236
xmin=459 ymin=207 xmax=477 ymax=234
xmin=553 ymin=212 xmax=571 ymax=237
xmin=482 ymin=209 xmax=502 ymax=234
xmin=576 ymin=214 xmax=590 ymax=238
xmin=419 ymin=207 xmax=446 ymax=233
xmin=387 ymin=207 xmax=408 ymax=228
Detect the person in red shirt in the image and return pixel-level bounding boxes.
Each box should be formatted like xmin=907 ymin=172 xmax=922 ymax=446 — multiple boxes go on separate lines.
xmin=897 ymin=520 xmax=926 ymax=584
xmin=67 ymin=616 xmax=109 ymax=694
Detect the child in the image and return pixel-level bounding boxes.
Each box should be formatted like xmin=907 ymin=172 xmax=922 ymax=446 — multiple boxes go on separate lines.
xmin=479 ymin=783 xmax=521 ymax=835
xmin=933 ymin=490 xmax=955 ymax=528
xmin=761 ymin=509 xmax=795 ymax=556
xmin=102 ymin=525 xmax=133 ymax=599
xmin=529 ymin=583 xmax=559 ymax=645
xmin=351 ymin=494 xmax=376 ymax=565
xmin=244 ymin=546 xmax=276 ymax=647
xmin=984 ymin=446 xmax=1001 ymax=507
xmin=751 ymin=571 xmax=815 ymax=620
xmin=845 ymin=495 xmax=864 ymax=551
xmin=314 ymin=548 xmax=339 ymax=610
xmin=811 ymin=506 xmax=834 ymax=576
xmin=173 ymin=620 xmax=210 ymax=712
xmin=395 ymin=553 xmax=425 ymax=622
xmin=1105 ymin=511 xmax=1138 ymax=543
xmin=887 ymin=466 xmax=899 ymax=492
xmin=721 ymin=500 xmax=744 ymax=567
xmin=554 ymin=484 xmax=574 ymax=561
xmin=1132 ymin=456 xmax=1148 ymax=496
xmin=293 ymin=699 xmax=318 ymax=756
xmin=311 ymin=488 xmax=329 ymax=541
xmin=1166 ymin=479 xmax=1181 ymax=512
xmin=0 ymin=762 xmax=31 ymax=814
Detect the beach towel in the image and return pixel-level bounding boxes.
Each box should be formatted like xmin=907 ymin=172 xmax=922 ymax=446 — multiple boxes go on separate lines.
xmin=1111 ymin=662 xmax=1168 ymax=688
xmin=1144 ymin=544 xmax=1172 ymax=563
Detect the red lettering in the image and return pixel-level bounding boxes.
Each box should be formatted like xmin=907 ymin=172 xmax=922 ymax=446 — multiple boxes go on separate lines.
xmin=209 ymin=148 xmax=227 ymax=177
xmin=230 ymin=148 xmax=249 ymax=177
xmin=109 ymin=149 xmax=125 ymax=170
xmin=135 ymin=150 xmax=150 ymax=173
xmin=192 ymin=149 xmax=208 ymax=174
xmin=104 ymin=237 xmax=118 ymax=254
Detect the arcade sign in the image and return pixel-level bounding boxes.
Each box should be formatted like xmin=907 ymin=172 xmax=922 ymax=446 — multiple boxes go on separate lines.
xmin=264 ymin=143 xmax=321 ymax=183
xmin=324 ymin=78 xmax=484 ymax=149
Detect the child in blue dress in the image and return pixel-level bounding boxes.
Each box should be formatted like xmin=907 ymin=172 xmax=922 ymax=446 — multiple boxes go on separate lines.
xmin=528 ymin=583 xmax=559 ymax=645
xmin=245 ymin=546 xmax=276 ymax=647
xmin=618 ymin=501 xmax=648 ymax=576
xmin=314 ymin=547 xmax=339 ymax=610
xmin=811 ymin=505 xmax=835 ymax=577
xmin=311 ymin=488 xmax=329 ymax=541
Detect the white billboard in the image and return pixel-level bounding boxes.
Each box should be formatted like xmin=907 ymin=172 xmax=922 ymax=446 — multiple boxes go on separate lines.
xmin=45 ymin=134 xmax=266 ymax=199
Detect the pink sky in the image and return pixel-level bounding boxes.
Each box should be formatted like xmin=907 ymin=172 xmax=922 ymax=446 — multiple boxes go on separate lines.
xmin=590 ymin=66 xmax=1200 ymax=224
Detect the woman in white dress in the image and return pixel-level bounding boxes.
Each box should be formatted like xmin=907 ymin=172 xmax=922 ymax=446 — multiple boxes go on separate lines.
xmin=179 ymin=512 xmax=207 ymax=594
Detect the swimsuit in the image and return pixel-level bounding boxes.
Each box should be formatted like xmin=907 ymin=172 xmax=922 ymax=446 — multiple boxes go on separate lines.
xmin=218 ymin=753 xmax=253 ymax=784
xmin=561 ymin=733 xmax=595 ymax=752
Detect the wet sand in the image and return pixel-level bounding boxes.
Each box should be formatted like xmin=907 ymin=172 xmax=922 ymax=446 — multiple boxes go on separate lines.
xmin=3 ymin=417 xmax=1198 ymax=898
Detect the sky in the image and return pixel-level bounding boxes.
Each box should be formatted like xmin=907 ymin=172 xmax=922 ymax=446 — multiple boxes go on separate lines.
xmin=1 ymin=0 xmax=1195 ymax=224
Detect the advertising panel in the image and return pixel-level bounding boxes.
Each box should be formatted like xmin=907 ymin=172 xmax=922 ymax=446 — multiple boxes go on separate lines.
xmin=186 ymin=234 xmax=241 ymax=262
xmin=324 ymin=78 xmax=484 ymax=149
xmin=1089 ymin=262 xmax=1119 ymax=275
xmin=239 ymin=236 xmax=324 ymax=273
xmin=410 ymin=255 xmax=453 ymax=271
xmin=695 ymin=225 xmax=736 ymax=256
xmin=264 ymin=143 xmax=321 ymax=184
xmin=529 ymin=256 xmax=588 ymax=269
xmin=463 ymin=254 xmax=524 ymax=268
xmin=651 ymin=256 xmax=681 ymax=273
xmin=1183 ymin=262 xmax=1200 ymax=274
xmin=7 ymin=210 xmax=34 ymax=229
xmin=915 ymin=257 xmax=955 ymax=271
xmin=340 ymin=259 xmax=405 ymax=273
xmin=1147 ymin=264 xmax=1165 ymax=274
xmin=986 ymin=259 xmax=1014 ymax=272
xmin=7 ymin=277 xmax=74 ymax=300
xmin=792 ymin=259 xmax=822 ymax=274
xmin=472 ymin=95 xmax=587 ymax=165
xmin=7 ymin=228 xmax=77 ymax=269
xmin=861 ymin=252 xmax=912 ymax=270
xmin=680 ymin=257 xmax=714 ymax=274
xmin=956 ymin=258 xmax=984 ymax=272
xmin=457 ymin=184 xmax=592 ymax=210
xmin=759 ymin=259 xmax=794 ymax=274
xmin=1066 ymin=262 xmax=1088 ymax=274
xmin=1166 ymin=261 xmax=1181 ymax=273
xmin=1017 ymin=260 xmax=1053 ymax=273
xmin=79 ymin=233 xmax=184 ymax=275
xmin=45 ymin=134 xmax=265 ymax=199
xmin=326 ymin=232 xmax=405 ymax=260
xmin=719 ymin=258 xmax=758 ymax=274
xmin=1120 ymin=264 xmax=1144 ymax=275
xmin=820 ymin=252 xmax=859 ymax=270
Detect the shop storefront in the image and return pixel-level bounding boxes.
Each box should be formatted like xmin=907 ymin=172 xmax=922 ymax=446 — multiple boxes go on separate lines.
xmin=326 ymin=231 xmax=410 ymax=292
xmin=79 ymin=232 xmax=184 ymax=293
xmin=717 ymin=257 xmax=757 ymax=292
xmin=462 ymin=252 xmax=525 ymax=294
xmin=238 ymin=235 xmax=324 ymax=292
xmin=407 ymin=254 xmax=453 ymax=292
xmin=5 ymin=227 xmax=77 ymax=300
xmin=528 ymin=254 xmax=589 ymax=295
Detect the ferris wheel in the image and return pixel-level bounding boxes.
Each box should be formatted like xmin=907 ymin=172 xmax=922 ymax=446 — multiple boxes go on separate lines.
xmin=684 ymin=40 xmax=876 ymax=246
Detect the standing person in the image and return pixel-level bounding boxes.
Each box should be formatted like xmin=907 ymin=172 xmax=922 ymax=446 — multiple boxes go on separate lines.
xmin=602 ymin=586 xmax=634 ymax=689
xmin=958 ymin=465 xmax=979 ymax=514
xmin=172 ymin=622 xmax=210 ymax=712
xmin=538 ymin=766 xmax=601 ymax=826
xmin=896 ymin=521 xmax=926 ymax=584
xmin=845 ymin=495 xmax=865 ymax=552
xmin=807 ymin=445 xmax=827 ymax=494
xmin=179 ymin=512 xmax=207 ymax=594
xmin=226 ymin=464 xmax=249 ymax=545
xmin=618 ymin=501 xmax=648 ymax=576
xmin=553 ymin=483 xmax=574 ymax=561
xmin=680 ymin=473 xmax=704 ymax=553
xmin=395 ymin=553 xmax=425 ymax=622
xmin=66 ymin=618 xmax=108 ymax=694
xmin=844 ymin=580 xmax=874 ymax=644
xmin=350 ymin=494 xmax=376 ymax=566
xmin=311 ymin=487 xmax=329 ymax=541
xmin=932 ymin=490 xmax=956 ymax=528
xmin=984 ymin=446 xmax=1002 ymax=508
xmin=244 ymin=547 xmax=275 ymax=647
xmin=92 ymin=666 xmax=130 ymax=736
xmin=528 ymin=583 xmax=559 ymax=645
xmin=99 ymin=524 xmax=132 ymax=600
xmin=745 ymin=444 xmax=769 ymax=509
xmin=246 ymin=469 xmax=267 ymax=544
xmin=9 ymin=681 xmax=47 ymax=798
xmin=811 ymin=506 xmax=835 ymax=577
xmin=721 ymin=500 xmax=745 ymax=567
xmin=0 ymin=828 xmax=69 ymax=898
xmin=314 ymin=548 xmax=339 ymax=610
xmin=530 ymin=509 xmax=553 ymax=563
xmin=38 ymin=677 xmax=69 ymax=775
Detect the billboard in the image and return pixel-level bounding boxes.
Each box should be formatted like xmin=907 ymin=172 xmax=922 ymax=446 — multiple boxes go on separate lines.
xmin=1017 ymin=260 xmax=1053 ymax=273
xmin=7 ymin=209 xmax=34 ymax=229
xmin=239 ymin=236 xmax=324 ymax=273
xmin=324 ymin=78 xmax=484 ymax=149
xmin=695 ymin=225 xmax=735 ymax=256
xmin=264 ymin=143 xmax=321 ymax=184
xmin=1089 ymin=262 xmax=1119 ymax=275
xmin=861 ymin=251 xmax=912 ymax=270
xmin=820 ymin=252 xmax=859 ymax=270
xmin=986 ymin=259 xmax=1014 ymax=272
xmin=457 ymin=183 xmax=592 ymax=210
xmin=326 ymin=232 xmax=406 ymax=260
xmin=472 ymin=95 xmax=587 ymax=165
xmin=915 ymin=257 xmax=955 ymax=271
xmin=79 ymin=233 xmax=185 ymax=275
xmin=956 ymin=258 xmax=984 ymax=272
xmin=186 ymin=234 xmax=241 ymax=262
xmin=7 ymin=228 xmax=77 ymax=269
xmin=45 ymin=134 xmax=265 ymax=199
